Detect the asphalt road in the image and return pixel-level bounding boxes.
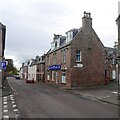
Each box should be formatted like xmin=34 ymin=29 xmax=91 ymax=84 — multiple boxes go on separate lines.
xmin=8 ymin=78 xmax=118 ymax=118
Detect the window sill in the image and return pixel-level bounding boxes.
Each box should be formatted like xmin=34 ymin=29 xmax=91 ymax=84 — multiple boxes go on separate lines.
xmin=61 ymin=62 xmax=66 ymax=65
xmin=76 ymin=61 xmax=82 ymax=63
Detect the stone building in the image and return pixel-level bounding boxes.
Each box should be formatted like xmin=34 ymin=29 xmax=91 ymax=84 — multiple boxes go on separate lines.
xmin=116 ymin=1 xmax=120 ymax=84
xmin=21 ymin=61 xmax=29 ymax=80
xmin=0 ymin=22 xmax=6 ymax=87
xmin=27 ymin=55 xmax=45 ymax=82
xmin=45 ymin=12 xmax=106 ymax=88
xmin=105 ymin=47 xmax=117 ymax=81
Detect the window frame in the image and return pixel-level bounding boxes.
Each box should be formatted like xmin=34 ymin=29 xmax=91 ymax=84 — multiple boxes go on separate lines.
xmin=61 ymin=49 xmax=66 ymax=64
xmin=61 ymin=70 xmax=66 ymax=83
xmin=76 ymin=50 xmax=81 ymax=62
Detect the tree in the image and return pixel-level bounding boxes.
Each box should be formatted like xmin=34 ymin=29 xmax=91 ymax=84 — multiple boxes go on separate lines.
xmin=5 ymin=59 xmax=18 ymax=76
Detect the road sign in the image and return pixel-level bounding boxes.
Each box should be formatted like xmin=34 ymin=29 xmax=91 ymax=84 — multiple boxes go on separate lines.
xmin=0 ymin=61 xmax=6 ymax=70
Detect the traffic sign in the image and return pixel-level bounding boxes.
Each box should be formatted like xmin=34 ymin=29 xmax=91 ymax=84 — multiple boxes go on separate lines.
xmin=0 ymin=61 xmax=6 ymax=70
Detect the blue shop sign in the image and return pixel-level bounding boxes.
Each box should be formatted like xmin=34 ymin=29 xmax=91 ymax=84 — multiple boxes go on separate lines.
xmin=49 ymin=65 xmax=61 ymax=70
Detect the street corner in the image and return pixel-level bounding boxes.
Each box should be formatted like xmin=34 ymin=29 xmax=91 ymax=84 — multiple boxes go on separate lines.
xmin=2 ymin=94 xmax=20 ymax=119
xmin=65 ymin=87 xmax=119 ymax=106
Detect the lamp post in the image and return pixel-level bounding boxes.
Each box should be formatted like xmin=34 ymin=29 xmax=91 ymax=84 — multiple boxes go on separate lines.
xmin=117 ymin=56 xmax=120 ymax=103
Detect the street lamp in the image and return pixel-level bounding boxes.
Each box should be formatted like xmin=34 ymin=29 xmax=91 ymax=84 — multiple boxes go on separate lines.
xmin=117 ymin=56 xmax=120 ymax=102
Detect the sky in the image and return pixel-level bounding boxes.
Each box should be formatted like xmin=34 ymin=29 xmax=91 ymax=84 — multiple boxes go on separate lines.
xmin=0 ymin=0 xmax=119 ymax=69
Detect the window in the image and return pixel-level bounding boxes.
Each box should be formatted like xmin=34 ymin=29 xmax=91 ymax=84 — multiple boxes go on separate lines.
xmin=61 ymin=49 xmax=66 ymax=63
xmin=112 ymin=58 xmax=116 ymax=65
xmin=40 ymin=64 xmax=42 ymax=72
xmin=55 ymin=41 xmax=57 ymax=48
xmin=61 ymin=71 xmax=66 ymax=83
xmin=47 ymin=71 xmax=50 ymax=80
xmin=69 ymin=32 xmax=72 ymax=39
xmin=47 ymin=56 xmax=50 ymax=65
xmin=37 ymin=68 xmax=39 ymax=72
xmin=52 ymin=71 xmax=54 ymax=81
xmin=76 ymin=50 xmax=81 ymax=62
xmin=53 ymin=52 xmax=56 ymax=64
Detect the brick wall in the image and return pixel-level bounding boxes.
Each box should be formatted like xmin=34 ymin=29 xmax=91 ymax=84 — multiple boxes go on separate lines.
xmin=45 ymin=45 xmax=72 ymax=87
xmin=71 ymin=28 xmax=105 ymax=87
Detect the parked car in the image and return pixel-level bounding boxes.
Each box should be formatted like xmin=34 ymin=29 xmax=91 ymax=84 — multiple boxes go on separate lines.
xmin=14 ymin=75 xmax=20 ymax=79
xmin=26 ymin=79 xmax=34 ymax=83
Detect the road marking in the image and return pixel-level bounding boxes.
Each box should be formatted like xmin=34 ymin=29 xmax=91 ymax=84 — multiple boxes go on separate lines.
xmin=15 ymin=114 xmax=19 ymax=118
xmin=12 ymin=101 xmax=15 ymax=104
xmin=3 ymin=102 xmax=7 ymax=105
xmin=14 ymin=109 xmax=19 ymax=113
xmin=112 ymin=91 xmax=120 ymax=94
xmin=3 ymin=99 xmax=7 ymax=102
xmin=14 ymin=109 xmax=18 ymax=111
xmin=10 ymin=95 xmax=13 ymax=97
xmin=11 ymin=98 xmax=15 ymax=101
xmin=3 ymin=105 xmax=7 ymax=108
xmin=13 ymin=105 xmax=17 ymax=108
xmin=3 ymin=109 xmax=8 ymax=113
xmin=3 ymin=96 xmax=7 ymax=99
xmin=10 ymin=96 xmax=13 ymax=99
xmin=3 ymin=115 xmax=9 ymax=119
xmin=2 ymin=95 xmax=19 ymax=119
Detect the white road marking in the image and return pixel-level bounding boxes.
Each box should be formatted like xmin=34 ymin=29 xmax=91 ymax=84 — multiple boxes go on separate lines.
xmin=15 ymin=114 xmax=19 ymax=118
xmin=3 ymin=115 xmax=9 ymax=119
xmin=3 ymin=105 xmax=7 ymax=108
xmin=3 ymin=95 xmax=19 ymax=119
xmin=3 ymin=96 xmax=7 ymax=99
xmin=13 ymin=105 xmax=17 ymax=108
xmin=12 ymin=101 xmax=15 ymax=104
xmin=10 ymin=95 xmax=13 ymax=97
xmin=112 ymin=91 xmax=120 ymax=94
xmin=14 ymin=109 xmax=18 ymax=112
xmin=3 ymin=109 xmax=8 ymax=112
xmin=3 ymin=102 xmax=7 ymax=105
xmin=3 ymin=99 xmax=7 ymax=102
xmin=10 ymin=96 xmax=13 ymax=99
xmin=11 ymin=99 xmax=15 ymax=101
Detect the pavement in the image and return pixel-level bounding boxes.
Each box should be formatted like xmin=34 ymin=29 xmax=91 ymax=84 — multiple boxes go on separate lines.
xmin=59 ymin=81 xmax=120 ymax=106
xmin=1 ymin=77 xmax=12 ymax=97
xmin=0 ymin=77 xmax=19 ymax=119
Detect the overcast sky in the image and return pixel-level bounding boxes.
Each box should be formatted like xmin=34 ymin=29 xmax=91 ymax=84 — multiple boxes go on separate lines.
xmin=0 ymin=0 xmax=119 ymax=69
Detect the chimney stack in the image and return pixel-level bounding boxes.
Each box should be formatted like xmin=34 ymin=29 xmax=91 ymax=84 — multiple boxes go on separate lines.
xmin=82 ymin=11 xmax=92 ymax=28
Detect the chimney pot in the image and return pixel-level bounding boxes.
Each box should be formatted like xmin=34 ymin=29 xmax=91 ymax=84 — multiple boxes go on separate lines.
xmin=82 ymin=11 xmax=92 ymax=28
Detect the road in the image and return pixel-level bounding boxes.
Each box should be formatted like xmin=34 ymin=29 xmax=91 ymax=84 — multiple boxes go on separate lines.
xmin=8 ymin=78 xmax=118 ymax=118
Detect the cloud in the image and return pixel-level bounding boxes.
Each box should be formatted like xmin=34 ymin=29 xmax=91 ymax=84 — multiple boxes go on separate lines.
xmin=0 ymin=0 xmax=119 ymax=69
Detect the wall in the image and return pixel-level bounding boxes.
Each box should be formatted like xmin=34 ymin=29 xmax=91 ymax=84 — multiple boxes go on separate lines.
xmin=71 ymin=27 xmax=105 ymax=87
xmin=0 ymin=25 xmax=3 ymax=87
xmin=45 ymin=45 xmax=72 ymax=87
xmin=28 ymin=65 xmax=37 ymax=81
